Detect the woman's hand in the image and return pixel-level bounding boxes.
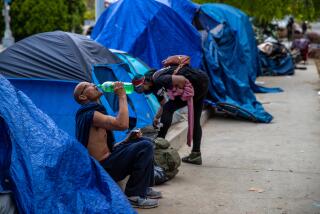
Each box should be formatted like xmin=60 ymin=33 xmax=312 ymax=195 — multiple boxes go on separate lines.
xmin=153 ymin=117 xmax=160 ymax=128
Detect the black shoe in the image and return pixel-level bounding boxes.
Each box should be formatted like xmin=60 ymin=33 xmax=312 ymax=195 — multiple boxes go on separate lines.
xmin=182 ymin=152 xmax=202 ymax=165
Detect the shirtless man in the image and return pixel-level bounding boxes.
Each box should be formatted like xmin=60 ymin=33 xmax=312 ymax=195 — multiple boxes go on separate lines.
xmin=73 ymin=81 xmax=161 ymax=209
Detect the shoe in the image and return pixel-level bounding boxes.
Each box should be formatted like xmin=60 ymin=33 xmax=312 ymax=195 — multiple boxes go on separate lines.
xmin=128 ymin=196 xmax=159 ymax=209
xmin=146 ymin=187 xmax=162 ymax=199
xmin=181 ymin=152 xmax=202 ymax=165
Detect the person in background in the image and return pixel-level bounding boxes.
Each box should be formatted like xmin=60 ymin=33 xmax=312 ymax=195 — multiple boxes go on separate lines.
xmin=132 ymin=56 xmax=209 ymax=165
xmin=301 ymin=21 xmax=308 ymax=35
xmin=74 ymin=81 xmax=161 ymax=209
xmin=291 ymin=36 xmax=310 ymax=64
xmin=287 ymin=17 xmax=294 ymax=41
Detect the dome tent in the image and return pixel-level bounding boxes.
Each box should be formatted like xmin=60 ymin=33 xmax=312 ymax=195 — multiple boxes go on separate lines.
xmin=0 ymin=31 xmax=156 ymax=140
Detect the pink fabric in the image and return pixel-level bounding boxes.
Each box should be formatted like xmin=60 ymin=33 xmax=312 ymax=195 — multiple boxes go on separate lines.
xmin=167 ymin=80 xmax=194 ymax=147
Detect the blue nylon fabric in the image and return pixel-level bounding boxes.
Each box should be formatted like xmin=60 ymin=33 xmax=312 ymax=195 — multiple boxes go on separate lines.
xmin=155 ymin=0 xmax=199 ymax=24
xmin=199 ymin=4 xmax=282 ymax=94
xmin=0 ymin=75 xmax=136 ymax=213
xmin=8 ymin=79 xmax=80 ymax=137
xmin=113 ymin=52 xmax=160 ymax=115
xmin=92 ymin=0 xmax=202 ymax=69
xmin=202 ymin=22 xmax=273 ymax=123
xmin=259 ymin=51 xmax=295 ymax=76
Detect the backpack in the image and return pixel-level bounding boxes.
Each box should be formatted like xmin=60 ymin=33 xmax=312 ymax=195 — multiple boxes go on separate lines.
xmin=162 ymin=55 xmax=190 ymax=75
xmin=153 ymin=137 xmax=181 ymax=180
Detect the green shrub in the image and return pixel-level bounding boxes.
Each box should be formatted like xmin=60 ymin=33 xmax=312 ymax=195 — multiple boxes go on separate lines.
xmin=0 ymin=0 xmax=85 ymax=41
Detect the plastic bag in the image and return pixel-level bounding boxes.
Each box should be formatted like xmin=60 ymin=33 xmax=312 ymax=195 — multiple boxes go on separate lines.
xmin=154 ymin=165 xmax=169 ymax=185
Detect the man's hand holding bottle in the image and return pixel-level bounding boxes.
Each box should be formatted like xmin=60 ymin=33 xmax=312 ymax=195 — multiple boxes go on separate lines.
xmin=113 ymin=81 xmax=126 ymax=98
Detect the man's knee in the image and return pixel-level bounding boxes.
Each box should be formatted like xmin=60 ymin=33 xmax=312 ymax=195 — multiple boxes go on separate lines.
xmin=140 ymin=139 xmax=154 ymax=152
xmin=131 ymin=139 xmax=153 ymax=153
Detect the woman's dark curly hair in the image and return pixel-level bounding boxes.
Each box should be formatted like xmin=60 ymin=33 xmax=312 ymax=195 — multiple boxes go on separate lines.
xmin=144 ymin=69 xmax=157 ymax=83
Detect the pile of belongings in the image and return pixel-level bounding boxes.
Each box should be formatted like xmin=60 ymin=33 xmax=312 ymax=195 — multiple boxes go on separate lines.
xmin=258 ymin=39 xmax=295 ymax=76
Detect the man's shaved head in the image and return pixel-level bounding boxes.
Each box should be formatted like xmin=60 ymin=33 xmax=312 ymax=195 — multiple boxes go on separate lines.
xmin=74 ymin=82 xmax=87 ymax=104
xmin=74 ymin=82 xmax=102 ymax=104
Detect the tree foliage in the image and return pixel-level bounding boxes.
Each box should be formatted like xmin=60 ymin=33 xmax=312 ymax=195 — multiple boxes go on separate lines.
xmin=84 ymin=0 xmax=95 ymax=20
xmin=193 ymin=0 xmax=320 ymax=24
xmin=0 ymin=0 xmax=85 ymax=41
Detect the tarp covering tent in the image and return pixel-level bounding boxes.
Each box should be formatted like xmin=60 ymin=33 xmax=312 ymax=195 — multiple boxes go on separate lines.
xmin=200 ymin=23 xmax=272 ymax=122
xmin=91 ymin=0 xmax=202 ymax=69
xmin=196 ymin=4 xmax=276 ymax=122
xmin=0 ymin=31 xmax=156 ymax=141
xmin=155 ymin=0 xmax=199 ymax=24
xmin=195 ymin=4 xmax=282 ymax=94
xmin=155 ymin=2 xmax=278 ymax=122
xmin=0 ymin=75 xmax=135 ymax=213
xmin=156 ymin=2 xmax=280 ymax=93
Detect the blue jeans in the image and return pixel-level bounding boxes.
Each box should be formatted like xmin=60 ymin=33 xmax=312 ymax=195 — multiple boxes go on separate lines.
xmin=101 ymin=138 xmax=154 ymax=197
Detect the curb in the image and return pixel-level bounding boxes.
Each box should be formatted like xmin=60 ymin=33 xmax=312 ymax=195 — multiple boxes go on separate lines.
xmin=166 ymin=109 xmax=212 ymax=150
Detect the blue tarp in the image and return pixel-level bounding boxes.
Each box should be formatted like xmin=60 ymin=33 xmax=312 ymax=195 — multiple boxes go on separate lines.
xmin=194 ymin=3 xmax=285 ymax=122
xmin=198 ymin=4 xmax=282 ymax=94
xmin=259 ymin=50 xmax=295 ymax=76
xmin=0 ymin=75 xmax=135 ymax=213
xmin=200 ymin=20 xmax=273 ymax=122
xmin=155 ymin=0 xmax=199 ymax=24
xmin=92 ymin=0 xmax=202 ymax=69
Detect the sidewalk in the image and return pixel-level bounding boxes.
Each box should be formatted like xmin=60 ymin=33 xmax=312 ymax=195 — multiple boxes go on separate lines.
xmin=139 ymin=60 xmax=320 ymax=214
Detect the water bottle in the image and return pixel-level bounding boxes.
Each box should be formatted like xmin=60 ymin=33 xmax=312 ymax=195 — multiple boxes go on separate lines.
xmin=97 ymin=81 xmax=134 ymax=94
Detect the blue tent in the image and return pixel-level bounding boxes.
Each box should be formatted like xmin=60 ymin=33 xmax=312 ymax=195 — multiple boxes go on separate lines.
xmin=0 ymin=31 xmax=156 ymax=141
xmin=0 ymin=75 xmax=135 ymax=213
xmin=91 ymin=0 xmax=202 ymax=69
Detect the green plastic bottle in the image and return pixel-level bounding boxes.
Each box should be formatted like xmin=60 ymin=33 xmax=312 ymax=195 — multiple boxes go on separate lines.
xmin=97 ymin=81 xmax=134 ymax=94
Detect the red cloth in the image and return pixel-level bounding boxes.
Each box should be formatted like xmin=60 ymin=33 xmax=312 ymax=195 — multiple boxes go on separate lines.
xmin=167 ymin=80 xmax=194 ymax=147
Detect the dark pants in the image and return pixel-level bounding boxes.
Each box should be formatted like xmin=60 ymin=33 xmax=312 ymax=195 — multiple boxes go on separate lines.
xmin=101 ymin=138 xmax=154 ymax=197
xmin=158 ymin=72 xmax=209 ymax=153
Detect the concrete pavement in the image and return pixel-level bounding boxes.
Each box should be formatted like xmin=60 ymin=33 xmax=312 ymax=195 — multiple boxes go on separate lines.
xmin=139 ymin=61 xmax=320 ymax=214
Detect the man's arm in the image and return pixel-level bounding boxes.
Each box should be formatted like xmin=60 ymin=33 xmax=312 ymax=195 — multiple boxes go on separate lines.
xmin=92 ymin=82 xmax=129 ymax=130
